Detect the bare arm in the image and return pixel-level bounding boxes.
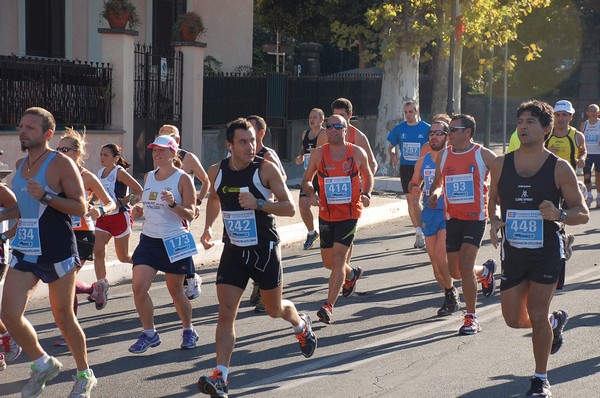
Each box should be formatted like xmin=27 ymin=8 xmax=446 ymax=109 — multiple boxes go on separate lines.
xmin=183 ymin=152 xmax=211 ymax=202
xmin=0 ymin=184 xmax=18 ymax=238
xmin=239 ymin=161 xmax=295 ymax=217
xmin=295 ymin=130 xmax=308 ymax=165
xmin=200 ymin=163 xmax=222 ymax=250
xmin=356 ymin=131 xmax=378 ymax=175
xmin=162 ymin=173 xmax=196 ymax=222
xmin=539 ymin=159 xmax=589 ymax=225
xmin=117 ymin=168 xmax=143 ymax=205
xmin=407 ymin=157 xmax=425 ymax=198
xmin=82 ymin=171 xmax=117 ymax=220
xmin=488 ymin=156 xmax=506 ymax=249
xmin=301 ymin=146 xmax=322 ymax=207
xmin=576 ymin=131 xmax=586 ymax=168
xmin=427 ymin=148 xmax=446 ymax=209
xmin=354 ymin=145 xmax=374 ymax=207
xmin=30 ymin=155 xmax=86 ymax=217
xmin=387 ymin=142 xmax=399 ymax=165
xmin=262 ymin=151 xmax=287 ymax=182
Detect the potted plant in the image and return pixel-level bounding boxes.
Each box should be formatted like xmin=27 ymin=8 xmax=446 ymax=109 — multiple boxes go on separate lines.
xmin=101 ymin=0 xmax=140 ymax=30
xmin=172 ymin=12 xmax=206 ymax=42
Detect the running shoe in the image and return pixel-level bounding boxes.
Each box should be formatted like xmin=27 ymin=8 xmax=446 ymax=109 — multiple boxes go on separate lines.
xmin=185 ymin=273 xmax=203 ymax=300
xmin=414 ymin=232 xmax=426 ymax=249
xmin=564 ymin=234 xmax=574 ymax=261
xmin=254 ymin=299 xmax=266 ymax=313
xmin=317 ymin=303 xmax=333 ymax=324
xmin=249 ymin=282 xmax=261 ymax=305
xmin=303 ymin=231 xmax=319 ymax=250
xmin=342 ymin=266 xmax=363 ymax=297
xmin=181 ymin=329 xmax=199 ymax=350
xmin=86 ymin=284 xmax=97 ymax=303
xmin=128 ymin=332 xmax=161 ymax=354
xmin=198 ymin=369 xmax=228 ymax=397
xmin=437 ymin=288 xmax=461 ymax=316
xmin=295 ymin=313 xmax=317 ymax=358
xmin=525 ymin=376 xmax=551 ymax=397
xmin=68 ymin=369 xmax=97 ymax=398
xmin=550 ymin=310 xmax=569 ymax=355
xmin=93 ymin=278 xmax=109 ymax=310
xmin=1 ymin=333 xmax=22 ymax=362
xmin=0 ymin=353 xmax=5 ymax=371
xmin=53 ymin=338 xmax=68 ymax=347
xmin=586 ymin=192 xmax=594 ymax=208
xmin=21 ymin=356 xmax=63 ymax=398
xmin=478 ymin=259 xmax=497 ymax=297
xmin=458 ymin=314 xmax=481 ymax=335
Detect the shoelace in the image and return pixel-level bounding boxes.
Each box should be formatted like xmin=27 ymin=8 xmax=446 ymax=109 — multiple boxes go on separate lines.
xmin=463 ymin=316 xmax=475 ymax=327
xmin=296 ymin=329 xmax=308 ymax=346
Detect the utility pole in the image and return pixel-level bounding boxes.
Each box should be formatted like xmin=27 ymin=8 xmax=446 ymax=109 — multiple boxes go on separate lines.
xmin=446 ymin=0 xmax=459 ymax=115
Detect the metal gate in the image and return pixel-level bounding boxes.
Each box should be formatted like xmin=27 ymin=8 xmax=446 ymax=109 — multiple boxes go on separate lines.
xmin=133 ymin=43 xmax=183 ymax=175
xmin=266 ymin=73 xmax=287 ymax=158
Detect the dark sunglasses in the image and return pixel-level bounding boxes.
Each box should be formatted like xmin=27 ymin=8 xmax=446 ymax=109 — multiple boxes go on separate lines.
xmin=429 ymin=130 xmax=447 ymax=136
xmin=56 ymin=146 xmax=77 ymax=153
xmin=325 ymin=123 xmax=346 ymax=130
xmin=448 ymin=126 xmax=467 ymax=133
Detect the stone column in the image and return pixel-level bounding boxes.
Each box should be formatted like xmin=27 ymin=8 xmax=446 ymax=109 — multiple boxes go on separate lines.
xmin=174 ymin=41 xmax=207 ymax=162
xmin=98 ymin=28 xmax=138 ymax=165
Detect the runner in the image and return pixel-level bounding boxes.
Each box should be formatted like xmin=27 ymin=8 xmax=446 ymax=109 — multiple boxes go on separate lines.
xmin=407 ymin=121 xmax=461 ymax=316
xmin=428 ymin=114 xmax=498 ymax=335
xmin=301 ymin=114 xmax=374 ymax=324
xmin=1 ymin=107 xmax=97 ymax=397
xmin=0 ymin=181 xmax=20 ymax=368
xmin=128 ymin=135 xmax=199 ymax=354
xmin=295 ymin=108 xmax=327 ymax=251
xmin=489 ymin=100 xmax=589 ymax=397
xmin=158 ymin=124 xmax=210 ymax=300
xmin=93 ymin=143 xmax=143 ymax=309
xmin=54 ymin=128 xmax=116 ymax=346
xmin=197 ymin=118 xmax=316 ymax=398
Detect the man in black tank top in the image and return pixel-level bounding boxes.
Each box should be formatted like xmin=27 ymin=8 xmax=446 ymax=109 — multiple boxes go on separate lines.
xmin=196 ymin=118 xmax=317 ymax=398
xmin=488 ymin=100 xmax=589 ymax=398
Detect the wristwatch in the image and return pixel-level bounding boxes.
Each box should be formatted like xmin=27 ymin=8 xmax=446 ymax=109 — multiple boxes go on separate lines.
xmin=559 ymin=210 xmax=567 ymax=223
xmin=0 ymin=233 xmax=7 ymax=244
xmin=40 ymin=191 xmax=53 ymax=205
xmin=168 ymin=201 xmax=178 ymax=208
xmin=256 ymin=198 xmax=265 ymax=210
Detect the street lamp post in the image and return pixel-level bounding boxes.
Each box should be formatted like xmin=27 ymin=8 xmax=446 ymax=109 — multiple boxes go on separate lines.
xmin=446 ymin=0 xmax=458 ymax=115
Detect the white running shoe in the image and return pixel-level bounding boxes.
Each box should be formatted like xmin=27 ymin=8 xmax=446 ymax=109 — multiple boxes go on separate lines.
xmin=185 ymin=273 xmax=202 ymax=300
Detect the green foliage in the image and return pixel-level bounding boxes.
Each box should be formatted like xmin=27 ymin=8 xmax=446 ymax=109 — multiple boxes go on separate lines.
xmin=101 ymin=0 xmax=140 ymax=30
xmin=172 ymin=12 xmax=206 ymax=41
xmin=204 ymin=56 xmax=222 ymax=75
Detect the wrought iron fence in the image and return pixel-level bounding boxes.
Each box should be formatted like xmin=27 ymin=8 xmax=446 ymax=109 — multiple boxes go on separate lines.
xmin=202 ymin=72 xmax=383 ymax=126
xmin=134 ymin=43 xmax=183 ymax=121
xmin=0 ymin=55 xmax=112 ymax=130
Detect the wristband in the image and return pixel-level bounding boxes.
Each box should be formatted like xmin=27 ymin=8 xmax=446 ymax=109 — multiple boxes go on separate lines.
xmin=362 ymin=192 xmax=371 ymax=199
xmin=559 ymin=210 xmax=567 ymax=223
xmin=98 ymin=206 xmax=106 ymax=216
xmin=196 ymin=198 xmax=203 ymax=206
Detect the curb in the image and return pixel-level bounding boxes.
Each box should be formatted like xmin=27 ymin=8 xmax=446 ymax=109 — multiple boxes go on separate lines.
xmin=2 ymin=194 xmax=408 ymax=301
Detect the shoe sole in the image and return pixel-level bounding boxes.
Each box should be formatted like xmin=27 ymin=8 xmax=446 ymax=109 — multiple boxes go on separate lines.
xmin=481 ymin=260 xmax=497 ymax=297
xmin=198 ymin=377 xmax=227 ymax=397
xmin=317 ymin=309 xmax=331 ymax=324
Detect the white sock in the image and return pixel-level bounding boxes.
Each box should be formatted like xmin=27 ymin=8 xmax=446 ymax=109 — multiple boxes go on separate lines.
xmin=143 ymin=328 xmax=157 ymax=337
xmin=415 ymin=226 xmax=423 ymax=235
xmin=480 ymin=266 xmax=489 ymax=278
xmin=534 ymin=372 xmax=547 ymax=380
xmin=216 ymin=365 xmax=229 ymax=381
xmin=33 ymin=353 xmax=51 ymax=369
xmin=549 ymin=313 xmax=557 ymax=328
xmin=183 ymin=326 xmax=194 ymax=331
xmin=293 ymin=319 xmax=306 ymax=334
xmin=308 ymin=230 xmax=316 ymax=235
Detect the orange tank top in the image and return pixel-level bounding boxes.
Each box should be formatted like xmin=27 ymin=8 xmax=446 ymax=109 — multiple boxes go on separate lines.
xmin=440 ymin=143 xmax=489 ymax=221
xmin=317 ymin=143 xmax=362 ymax=221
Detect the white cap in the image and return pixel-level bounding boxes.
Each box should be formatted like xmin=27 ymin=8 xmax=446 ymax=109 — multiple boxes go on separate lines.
xmin=553 ymin=100 xmax=575 ymax=114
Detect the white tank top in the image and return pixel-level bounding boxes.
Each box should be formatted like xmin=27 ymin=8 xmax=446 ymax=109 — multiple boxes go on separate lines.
xmin=141 ymin=168 xmax=190 ymax=238
xmin=582 ymin=120 xmax=600 ymax=155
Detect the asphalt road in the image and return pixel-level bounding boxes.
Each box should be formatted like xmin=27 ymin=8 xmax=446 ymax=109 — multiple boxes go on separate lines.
xmin=1 ymin=211 xmax=599 ymax=397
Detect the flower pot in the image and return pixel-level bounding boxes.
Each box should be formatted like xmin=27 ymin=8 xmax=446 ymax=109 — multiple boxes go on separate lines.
xmin=180 ymin=20 xmax=200 ymax=41
xmin=105 ymin=10 xmax=130 ymax=29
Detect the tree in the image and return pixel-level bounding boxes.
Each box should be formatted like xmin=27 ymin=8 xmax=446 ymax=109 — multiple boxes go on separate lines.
xmin=330 ymin=1 xmax=550 ymax=174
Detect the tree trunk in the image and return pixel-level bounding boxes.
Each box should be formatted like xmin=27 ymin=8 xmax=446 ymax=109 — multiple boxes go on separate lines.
xmin=454 ymin=44 xmax=463 ymax=113
xmin=431 ymin=38 xmax=450 ymax=117
xmin=373 ymin=50 xmax=420 ymax=176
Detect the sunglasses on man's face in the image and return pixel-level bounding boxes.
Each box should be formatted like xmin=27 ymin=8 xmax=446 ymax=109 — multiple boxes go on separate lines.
xmin=448 ymin=126 xmax=467 ymax=133
xmin=429 ymin=130 xmax=447 ymax=137
xmin=325 ymin=123 xmax=346 ymax=130
xmin=56 ymin=147 xmax=76 ymax=153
